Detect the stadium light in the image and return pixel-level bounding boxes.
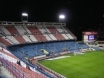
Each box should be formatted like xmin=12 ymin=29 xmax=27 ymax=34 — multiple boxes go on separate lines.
xmin=22 ymin=13 xmax=28 ymax=22
xmin=59 ymin=14 xmax=65 ymax=22
xmin=59 ymin=15 xmax=65 ymax=19
xmin=22 ymin=13 xmax=28 ymax=16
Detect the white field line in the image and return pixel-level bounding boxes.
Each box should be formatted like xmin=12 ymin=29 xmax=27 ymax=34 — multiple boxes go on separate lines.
xmin=46 ymin=56 xmax=71 ymax=60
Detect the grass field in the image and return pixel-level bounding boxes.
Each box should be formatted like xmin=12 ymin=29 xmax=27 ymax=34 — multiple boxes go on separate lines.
xmin=40 ymin=51 xmax=104 ymax=78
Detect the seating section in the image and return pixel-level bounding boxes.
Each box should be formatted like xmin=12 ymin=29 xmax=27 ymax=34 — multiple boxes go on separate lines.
xmin=92 ymin=47 xmax=101 ymax=50
xmin=46 ymin=26 xmax=65 ymax=40
xmin=0 ymin=24 xmax=76 ymax=46
xmin=54 ymin=26 xmax=69 ymax=40
xmin=0 ymin=57 xmax=46 ymax=78
xmin=0 ymin=47 xmax=48 ymax=78
xmin=0 ymin=37 xmax=12 ymax=46
xmin=7 ymin=40 xmax=86 ymax=78
xmin=63 ymin=41 xmax=81 ymax=52
xmin=78 ymin=43 xmax=89 ymax=49
xmin=0 ymin=47 xmax=55 ymax=78
xmin=8 ymin=41 xmax=84 ymax=58
xmin=0 ymin=23 xmax=78 ymax=78
xmin=63 ymin=26 xmax=76 ymax=39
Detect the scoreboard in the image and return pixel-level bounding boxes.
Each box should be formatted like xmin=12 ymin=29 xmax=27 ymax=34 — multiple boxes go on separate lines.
xmin=83 ymin=31 xmax=98 ymax=42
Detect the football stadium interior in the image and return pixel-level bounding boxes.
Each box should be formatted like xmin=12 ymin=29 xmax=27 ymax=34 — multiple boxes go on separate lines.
xmin=0 ymin=22 xmax=104 ymax=78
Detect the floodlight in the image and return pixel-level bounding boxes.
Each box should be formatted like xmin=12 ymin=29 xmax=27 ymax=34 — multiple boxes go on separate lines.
xmin=21 ymin=13 xmax=28 ymax=22
xmin=22 ymin=13 xmax=28 ymax=16
xmin=59 ymin=15 xmax=65 ymax=19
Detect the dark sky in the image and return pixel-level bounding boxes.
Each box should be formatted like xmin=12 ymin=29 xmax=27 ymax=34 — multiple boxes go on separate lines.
xmin=0 ymin=0 xmax=104 ymax=40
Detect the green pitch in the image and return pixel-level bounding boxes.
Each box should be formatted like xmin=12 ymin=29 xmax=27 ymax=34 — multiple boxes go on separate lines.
xmin=40 ymin=51 xmax=104 ymax=78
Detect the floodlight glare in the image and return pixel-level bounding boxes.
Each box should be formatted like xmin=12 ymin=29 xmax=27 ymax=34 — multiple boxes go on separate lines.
xmin=22 ymin=13 xmax=28 ymax=22
xmin=59 ymin=15 xmax=65 ymax=19
xmin=22 ymin=13 xmax=28 ymax=16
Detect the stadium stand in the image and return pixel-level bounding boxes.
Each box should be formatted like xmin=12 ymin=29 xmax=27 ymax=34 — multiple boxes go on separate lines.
xmin=78 ymin=42 xmax=89 ymax=49
xmin=92 ymin=47 xmax=101 ymax=50
xmin=0 ymin=22 xmax=92 ymax=78
xmin=7 ymin=40 xmax=84 ymax=60
xmin=86 ymin=41 xmax=102 ymax=50
xmin=0 ymin=47 xmax=46 ymax=78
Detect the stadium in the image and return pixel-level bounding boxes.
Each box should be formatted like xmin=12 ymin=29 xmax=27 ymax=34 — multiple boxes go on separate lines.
xmin=0 ymin=21 xmax=104 ymax=78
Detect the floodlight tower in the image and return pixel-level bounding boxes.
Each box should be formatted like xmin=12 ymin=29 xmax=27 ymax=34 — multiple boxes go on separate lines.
xmin=22 ymin=13 xmax=28 ymax=22
xmin=59 ymin=15 xmax=65 ymax=23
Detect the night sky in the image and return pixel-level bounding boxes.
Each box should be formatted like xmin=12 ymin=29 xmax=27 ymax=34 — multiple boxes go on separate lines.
xmin=0 ymin=0 xmax=104 ymax=40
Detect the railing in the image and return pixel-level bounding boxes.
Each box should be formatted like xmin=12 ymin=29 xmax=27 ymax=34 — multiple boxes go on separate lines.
xmin=0 ymin=21 xmax=66 ymax=26
xmin=0 ymin=56 xmax=46 ymax=78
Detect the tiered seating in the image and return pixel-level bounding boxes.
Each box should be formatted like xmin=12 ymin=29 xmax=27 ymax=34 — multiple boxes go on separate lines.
xmin=79 ymin=43 xmax=89 ymax=49
xmin=8 ymin=45 xmax=45 ymax=59
xmin=5 ymin=47 xmax=55 ymax=78
xmin=55 ymin=26 xmax=69 ymax=40
xmin=0 ymin=37 xmax=12 ymax=46
xmin=46 ymin=27 xmax=61 ymax=40
xmin=43 ymin=26 xmax=57 ymax=41
xmin=23 ymin=26 xmax=40 ymax=42
xmin=14 ymin=26 xmax=33 ymax=43
xmin=92 ymin=47 xmax=101 ymax=50
xmin=0 ymin=22 xmax=77 ymax=46
xmin=63 ymin=26 xmax=77 ymax=39
xmin=5 ymin=26 xmax=26 ymax=44
xmin=0 ymin=57 xmax=46 ymax=78
xmin=64 ymin=41 xmax=81 ymax=52
xmin=0 ymin=27 xmax=18 ymax=45
xmin=0 ymin=22 xmax=78 ymax=78
xmin=44 ymin=42 xmax=60 ymax=56
xmin=27 ymin=26 xmax=47 ymax=42
xmin=6 ymin=36 xmax=20 ymax=44
xmin=0 ymin=47 xmax=47 ymax=77
xmin=36 ymin=26 xmax=52 ymax=41
xmin=0 ymin=43 xmax=5 ymax=47
xmin=8 ymin=41 xmax=82 ymax=58
xmin=7 ymin=40 xmax=84 ymax=78
xmin=54 ymin=42 xmax=64 ymax=52
xmin=33 ymin=44 xmax=45 ymax=55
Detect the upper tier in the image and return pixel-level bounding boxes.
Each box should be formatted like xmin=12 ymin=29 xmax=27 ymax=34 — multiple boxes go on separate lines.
xmin=0 ymin=22 xmax=77 ymax=46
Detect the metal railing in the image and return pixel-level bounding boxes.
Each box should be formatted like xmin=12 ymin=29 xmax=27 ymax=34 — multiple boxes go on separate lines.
xmin=0 ymin=21 xmax=66 ymax=26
